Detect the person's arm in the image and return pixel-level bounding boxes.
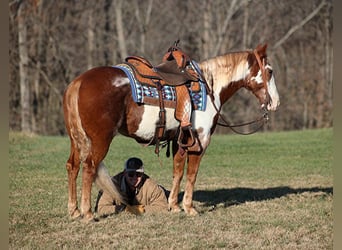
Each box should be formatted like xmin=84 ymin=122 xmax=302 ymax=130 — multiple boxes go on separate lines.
xmin=96 ymin=190 xmax=119 ymax=216
xmin=143 ymin=180 xmax=169 ymax=214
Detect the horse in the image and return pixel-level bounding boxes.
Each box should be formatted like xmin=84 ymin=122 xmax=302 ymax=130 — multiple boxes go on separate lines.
xmin=63 ymin=43 xmax=280 ymax=221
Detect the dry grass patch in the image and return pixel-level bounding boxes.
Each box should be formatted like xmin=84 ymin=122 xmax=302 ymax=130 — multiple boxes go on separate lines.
xmin=9 ymin=129 xmax=332 ymax=249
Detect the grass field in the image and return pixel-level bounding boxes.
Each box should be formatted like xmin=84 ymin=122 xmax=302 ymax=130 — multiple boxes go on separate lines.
xmin=9 ymin=128 xmax=333 ymax=249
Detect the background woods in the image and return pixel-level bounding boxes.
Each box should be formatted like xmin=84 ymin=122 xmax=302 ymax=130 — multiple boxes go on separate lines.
xmin=9 ymin=0 xmax=333 ymax=135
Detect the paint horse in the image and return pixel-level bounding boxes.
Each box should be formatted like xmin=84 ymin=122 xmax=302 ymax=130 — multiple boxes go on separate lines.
xmin=63 ymin=44 xmax=280 ymax=221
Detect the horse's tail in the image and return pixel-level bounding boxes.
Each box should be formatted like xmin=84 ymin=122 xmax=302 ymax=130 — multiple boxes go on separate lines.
xmin=63 ymin=79 xmax=91 ymax=162
xmin=95 ymin=162 xmax=127 ymax=205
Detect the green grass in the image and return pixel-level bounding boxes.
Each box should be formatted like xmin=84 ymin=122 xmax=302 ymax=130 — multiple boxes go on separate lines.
xmin=9 ymin=129 xmax=333 ymax=249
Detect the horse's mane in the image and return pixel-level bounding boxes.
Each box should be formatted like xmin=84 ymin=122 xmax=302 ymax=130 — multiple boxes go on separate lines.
xmin=199 ymin=51 xmax=250 ymax=90
xmin=200 ymin=51 xmax=249 ymax=72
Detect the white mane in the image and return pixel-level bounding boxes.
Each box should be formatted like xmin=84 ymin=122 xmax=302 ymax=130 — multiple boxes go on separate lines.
xmin=199 ymin=52 xmax=250 ymax=94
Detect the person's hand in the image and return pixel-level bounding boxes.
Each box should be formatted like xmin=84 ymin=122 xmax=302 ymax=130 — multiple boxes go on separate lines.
xmin=125 ymin=204 xmax=145 ymax=215
xmin=114 ymin=204 xmax=126 ymax=213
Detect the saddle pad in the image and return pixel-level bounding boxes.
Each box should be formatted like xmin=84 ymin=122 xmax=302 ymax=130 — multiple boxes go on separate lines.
xmin=114 ymin=62 xmax=207 ymax=111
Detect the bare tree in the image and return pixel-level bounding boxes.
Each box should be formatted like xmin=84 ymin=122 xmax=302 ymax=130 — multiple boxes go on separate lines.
xmin=8 ymin=0 xmax=333 ymax=135
xmin=115 ymin=0 xmax=128 ymax=60
xmin=17 ymin=1 xmax=31 ymax=132
xmin=87 ymin=8 xmax=95 ymax=69
xmin=132 ymin=0 xmax=154 ymax=55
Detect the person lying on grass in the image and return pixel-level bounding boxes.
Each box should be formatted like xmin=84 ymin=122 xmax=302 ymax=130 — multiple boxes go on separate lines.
xmin=95 ymin=157 xmax=169 ymax=216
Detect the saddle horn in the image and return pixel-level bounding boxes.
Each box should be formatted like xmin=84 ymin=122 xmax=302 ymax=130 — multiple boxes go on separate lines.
xmin=168 ymin=39 xmax=181 ymax=52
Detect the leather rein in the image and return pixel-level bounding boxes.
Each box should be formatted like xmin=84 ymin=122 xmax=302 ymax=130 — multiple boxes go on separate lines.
xmin=212 ymin=49 xmax=270 ymax=135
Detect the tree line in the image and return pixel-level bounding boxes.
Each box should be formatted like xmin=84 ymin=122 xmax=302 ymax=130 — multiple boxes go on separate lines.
xmin=9 ymin=0 xmax=333 ymax=135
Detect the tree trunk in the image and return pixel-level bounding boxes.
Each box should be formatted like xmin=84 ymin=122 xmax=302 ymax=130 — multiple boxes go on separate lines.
xmin=115 ymin=0 xmax=127 ymax=60
xmin=18 ymin=2 xmax=31 ymax=133
xmin=242 ymin=1 xmax=249 ymax=48
xmin=87 ymin=9 xmax=95 ymax=69
xmin=133 ymin=0 xmax=153 ymax=55
xmin=324 ymin=4 xmax=333 ymax=126
xmin=202 ymin=0 xmax=211 ymax=59
xmin=32 ymin=0 xmax=44 ymax=133
xmin=213 ymin=0 xmax=238 ymax=55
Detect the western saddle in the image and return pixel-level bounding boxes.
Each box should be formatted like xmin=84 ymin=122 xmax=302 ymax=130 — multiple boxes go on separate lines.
xmin=124 ymin=40 xmax=201 ymax=154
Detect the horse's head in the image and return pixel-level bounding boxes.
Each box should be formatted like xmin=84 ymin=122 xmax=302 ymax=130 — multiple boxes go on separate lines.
xmin=245 ymin=44 xmax=280 ymax=112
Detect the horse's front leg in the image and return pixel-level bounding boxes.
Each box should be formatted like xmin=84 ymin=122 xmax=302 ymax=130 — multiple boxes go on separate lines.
xmin=168 ymin=145 xmax=187 ymax=213
xmin=182 ymin=153 xmax=202 ymax=215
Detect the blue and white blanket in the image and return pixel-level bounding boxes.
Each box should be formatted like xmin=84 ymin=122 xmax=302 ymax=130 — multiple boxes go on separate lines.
xmin=113 ymin=61 xmax=207 ymax=111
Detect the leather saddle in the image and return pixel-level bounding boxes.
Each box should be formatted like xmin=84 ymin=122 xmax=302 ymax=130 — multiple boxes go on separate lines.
xmin=125 ymin=55 xmax=199 ymax=88
xmin=123 ymin=44 xmax=202 ymax=154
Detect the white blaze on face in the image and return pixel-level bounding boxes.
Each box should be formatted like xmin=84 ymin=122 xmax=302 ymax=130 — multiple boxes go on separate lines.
xmin=265 ymin=65 xmax=280 ymax=111
xmin=251 ymin=65 xmax=280 ymax=111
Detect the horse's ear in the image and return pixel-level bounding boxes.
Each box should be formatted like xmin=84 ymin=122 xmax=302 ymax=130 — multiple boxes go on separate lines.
xmin=255 ymin=43 xmax=267 ymax=57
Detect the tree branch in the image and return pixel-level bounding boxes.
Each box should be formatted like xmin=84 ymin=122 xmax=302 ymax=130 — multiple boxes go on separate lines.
xmin=272 ymin=0 xmax=327 ymax=50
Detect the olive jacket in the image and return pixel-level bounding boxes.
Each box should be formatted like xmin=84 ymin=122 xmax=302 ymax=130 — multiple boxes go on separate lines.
xmin=96 ymin=172 xmax=168 ymax=216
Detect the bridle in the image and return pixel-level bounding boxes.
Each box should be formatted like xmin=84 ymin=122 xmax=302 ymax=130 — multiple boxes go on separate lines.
xmin=215 ymin=50 xmax=270 ymax=135
xmin=253 ymin=49 xmax=269 ymax=98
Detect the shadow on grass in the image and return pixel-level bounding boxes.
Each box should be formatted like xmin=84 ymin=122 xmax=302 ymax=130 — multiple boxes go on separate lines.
xmin=179 ymin=186 xmax=333 ymax=208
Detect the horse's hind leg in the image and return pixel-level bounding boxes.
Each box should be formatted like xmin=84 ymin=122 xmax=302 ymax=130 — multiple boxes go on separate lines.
xmin=80 ymin=157 xmax=97 ymax=221
xmin=65 ymin=142 xmax=81 ymax=219
xmin=79 ymin=138 xmax=113 ymax=221
xmin=65 ymin=143 xmax=102 ymax=221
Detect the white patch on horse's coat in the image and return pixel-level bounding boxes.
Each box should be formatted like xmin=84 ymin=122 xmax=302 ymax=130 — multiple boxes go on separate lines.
xmin=135 ymin=106 xmax=179 ymax=140
xmin=193 ymin=92 xmax=218 ymax=129
xmin=112 ymin=77 xmax=130 ymax=87
xmin=213 ymin=61 xmax=250 ymax=94
xmin=251 ymin=70 xmax=263 ymax=84
xmin=135 ymin=101 xmax=217 ymax=147
xmin=231 ymin=61 xmax=250 ymax=82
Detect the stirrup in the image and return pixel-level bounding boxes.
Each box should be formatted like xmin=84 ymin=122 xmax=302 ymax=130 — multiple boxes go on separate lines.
xmin=177 ymin=125 xmax=195 ymax=148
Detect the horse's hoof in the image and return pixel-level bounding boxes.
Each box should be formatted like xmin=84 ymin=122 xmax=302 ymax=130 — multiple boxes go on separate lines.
xmin=81 ymin=212 xmax=96 ymax=223
xmin=169 ymin=205 xmax=182 ymax=213
xmin=184 ymin=207 xmax=199 ymax=216
xmin=69 ymin=209 xmax=82 ymax=220
xmin=81 ymin=217 xmax=99 ymax=223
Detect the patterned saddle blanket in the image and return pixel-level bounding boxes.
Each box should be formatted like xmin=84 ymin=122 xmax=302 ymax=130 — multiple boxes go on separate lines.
xmin=114 ymin=62 xmax=207 ymax=111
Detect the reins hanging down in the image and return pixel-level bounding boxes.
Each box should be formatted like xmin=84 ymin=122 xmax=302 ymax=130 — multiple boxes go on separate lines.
xmin=216 ymin=109 xmax=269 ymax=135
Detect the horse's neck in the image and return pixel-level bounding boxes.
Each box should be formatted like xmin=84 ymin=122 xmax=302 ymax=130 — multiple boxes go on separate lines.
xmin=199 ymin=52 xmax=249 ymax=106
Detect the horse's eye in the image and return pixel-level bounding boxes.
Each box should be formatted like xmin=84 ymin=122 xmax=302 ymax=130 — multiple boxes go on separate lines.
xmin=267 ymin=69 xmax=273 ymax=75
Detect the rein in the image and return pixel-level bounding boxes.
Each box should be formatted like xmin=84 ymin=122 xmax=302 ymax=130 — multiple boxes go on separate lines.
xmin=216 ymin=108 xmax=269 ymax=135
